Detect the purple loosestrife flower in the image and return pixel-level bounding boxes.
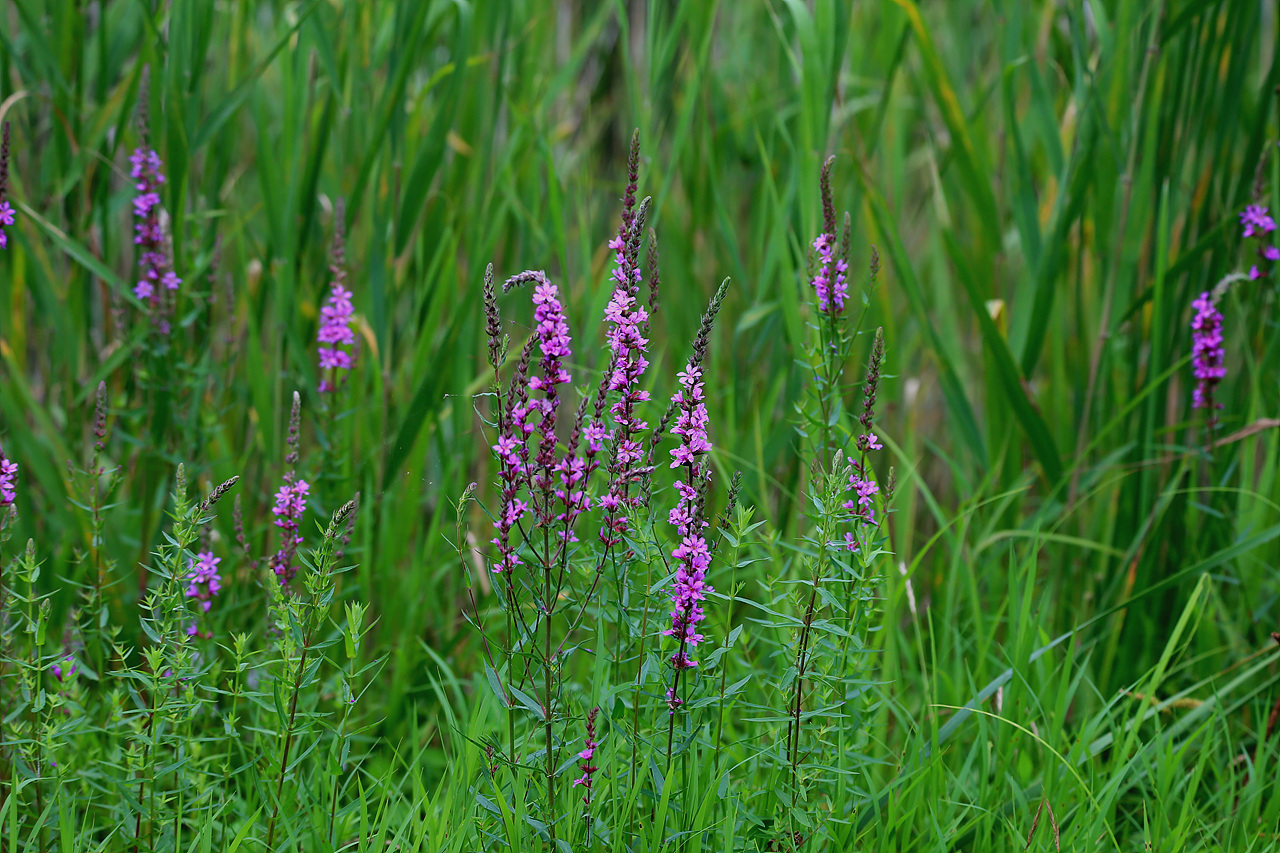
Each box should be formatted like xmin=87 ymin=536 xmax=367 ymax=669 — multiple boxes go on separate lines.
xmin=0 ymin=451 xmax=16 ymax=509
xmin=590 ymin=166 xmax=653 ymax=548
xmin=319 ymin=205 xmax=357 ymax=393
xmin=185 ymin=550 xmax=223 ymax=613
xmin=130 ymin=147 xmax=178 ymax=305
xmin=663 ymin=360 xmax=714 ymax=672
xmin=317 ymin=284 xmax=356 ymax=388
xmin=52 ymin=656 xmax=77 ymax=682
xmin=0 ymin=121 xmax=12 ymax=251
xmin=586 ymin=132 xmax=652 ymax=547
xmin=840 ymin=329 xmax=886 ymax=550
xmin=808 ymin=157 xmax=849 ymax=315
xmin=1240 ymin=204 xmax=1279 ymax=281
xmin=1190 ymin=291 xmax=1226 ymax=424
xmin=504 ymin=271 xmax=574 ymax=530
xmin=572 ymin=707 xmax=600 ymax=804
xmin=185 ymin=550 xmax=223 ymax=638
xmin=0 ymin=202 xmax=12 ymax=250
xmin=810 ymin=233 xmax=849 ymax=314
xmin=1239 ymin=205 xmax=1276 ymax=239
xmin=594 ymin=228 xmax=652 ymax=545
xmin=491 ymin=338 xmax=535 ymax=574
xmin=269 ymin=476 xmax=310 ymax=585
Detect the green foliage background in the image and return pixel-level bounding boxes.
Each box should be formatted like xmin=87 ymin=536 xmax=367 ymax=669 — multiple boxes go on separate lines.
xmin=2 ymin=0 xmax=1280 ymax=849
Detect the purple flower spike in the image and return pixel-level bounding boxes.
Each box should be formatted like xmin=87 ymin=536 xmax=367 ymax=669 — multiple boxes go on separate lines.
xmin=505 ymin=271 xmax=573 ymax=529
xmin=810 ymin=233 xmax=849 ymax=314
xmin=0 ymin=202 xmax=13 ymax=251
xmin=319 ymin=205 xmax=357 ymax=393
xmin=1190 ymin=291 xmax=1226 ymax=425
xmin=1239 ymin=203 xmax=1279 ymax=281
xmin=663 ymin=360 xmax=714 ymax=672
xmin=129 ymin=143 xmax=180 ymax=331
xmin=0 ymin=121 xmax=12 ymax=251
xmin=269 ymin=476 xmax=310 ymax=584
xmin=1239 ymin=205 xmax=1277 ymax=239
xmin=594 ymin=225 xmax=651 ymax=546
xmin=572 ymin=707 xmax=600 ymax=805
xmin=185 ymin=550 xmax=223 ymax=613
xmin=0 ymin=451 xmax=16 ymax=509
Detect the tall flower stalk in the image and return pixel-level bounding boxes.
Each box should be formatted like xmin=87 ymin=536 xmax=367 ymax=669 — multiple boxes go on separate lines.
xmin=1190 ymin=291 xmax=1225 ymax=433
xmin=783 ymin=158 xmax=889 ymax=822
xmin=498 ymin=268 xmax=577 ymax=843
xmin=318 ymin=200 xmax=357 ymax=394
xmin=0 ymin=121 xmax=14 ymax=251
xmin=270 ymin=393 xmax=309 ymax=585
xmin=129 ymin=76 xmax=180 ymax=332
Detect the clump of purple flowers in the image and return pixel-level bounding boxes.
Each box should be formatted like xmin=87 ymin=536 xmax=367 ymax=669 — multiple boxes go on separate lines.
xmin=663 ymin=359 xmax=714 ymax=673
xmin=592 ymin=137 xmax=652 ymax=547
xmin=270 ymin=476 xmax=309 ymax=585
xmin=1190 ymin=291 xmax=1225 ymax=426
xmin=318 ymin=204 xmax=356 ymax=393
xmin=809 ymin=157 xmax=850 ymax=314
xmin=0 ymin=121 xmax=13 ymax=251
xmin=185 ymin=550 xmax=223 ymax=612
xmin=1240 ymin=204 xmax=1278 ymax=280
xmin=524 ymin=274 xmax=574 ymax=526
xmin=572 ymin=706 xmax=599 ymax=804
xmin=0 ymin=447 xmax=16 ymax=510
xmin=811 ymin=232 xmax=849 ymax=314
xmin=270 ymin=394 xmax=309 ymax=585
xmin=130 ymin=147 xmax=180 ymax=308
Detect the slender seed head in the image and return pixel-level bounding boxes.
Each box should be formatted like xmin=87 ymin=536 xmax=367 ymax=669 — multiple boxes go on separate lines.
xmin=285 ymin=391 xmax=302 ymax=470
xmin=690 ymin=278 xmax=731 ymax=374
xmin=233 ymin=493 xmax=248 ymax=555
xmin=859 ymin=327 xmax=886 ymax=441
xmin=198 ymin=475 xmax=240 ymax=515
xmin=645 ymin=228 xmax=661 ymax=332
xmin=819 ymin=155 xmax=837 ymax=237
xmin=137 ymin=66 xmax=151 ymax=142
xmin=483 ymin=263 xmax=505 ymax=370
xmin=93 ymin=381 xmax=108 ymax=452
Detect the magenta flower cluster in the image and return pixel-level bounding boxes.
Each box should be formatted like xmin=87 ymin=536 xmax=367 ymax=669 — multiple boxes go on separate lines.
xmin=0 ymin=201 xmax=12 ymax=251
xmin=594 ymin=230 xmax=651 ymax=545
xmin=269 ymin=476 xmax=310 ymax=584
xmin=663 ymin=361 xmax=714 ymax=673
xmin=185 ymin=550 xmax=223 ymax=637
xmin=0 ymin=452 xmax=16 ymax=508
xmin=318 ymin=284 xmax=356 ymax=392
xmin=572 ymin=706 xmax=599 ymax=803
xmin=528 ymin=277 xmax=574 ymax=527
xmin=129 ymin=148 xmax=180 ymax=307
xmin=185 ymin=550 xmax=223 ymax=612
xmin=1190 ymin=291 xmax=1225 ymax=418
xmin=1240 ymin=204 xmax=1279 ymax=280
xmin=811 ymin=232 xmax=849 ymax=314
xmin=490 ymin=272 xmax=576 ymax=569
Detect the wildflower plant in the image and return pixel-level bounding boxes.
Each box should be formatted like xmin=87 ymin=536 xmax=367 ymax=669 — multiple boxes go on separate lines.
xmin=461 ymin=138 xmax=895 ymax=851
xmin=762 ymin=157 xmax=892 ymax=838
xmin=470 ymin=132 xmax=748 ymax=847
